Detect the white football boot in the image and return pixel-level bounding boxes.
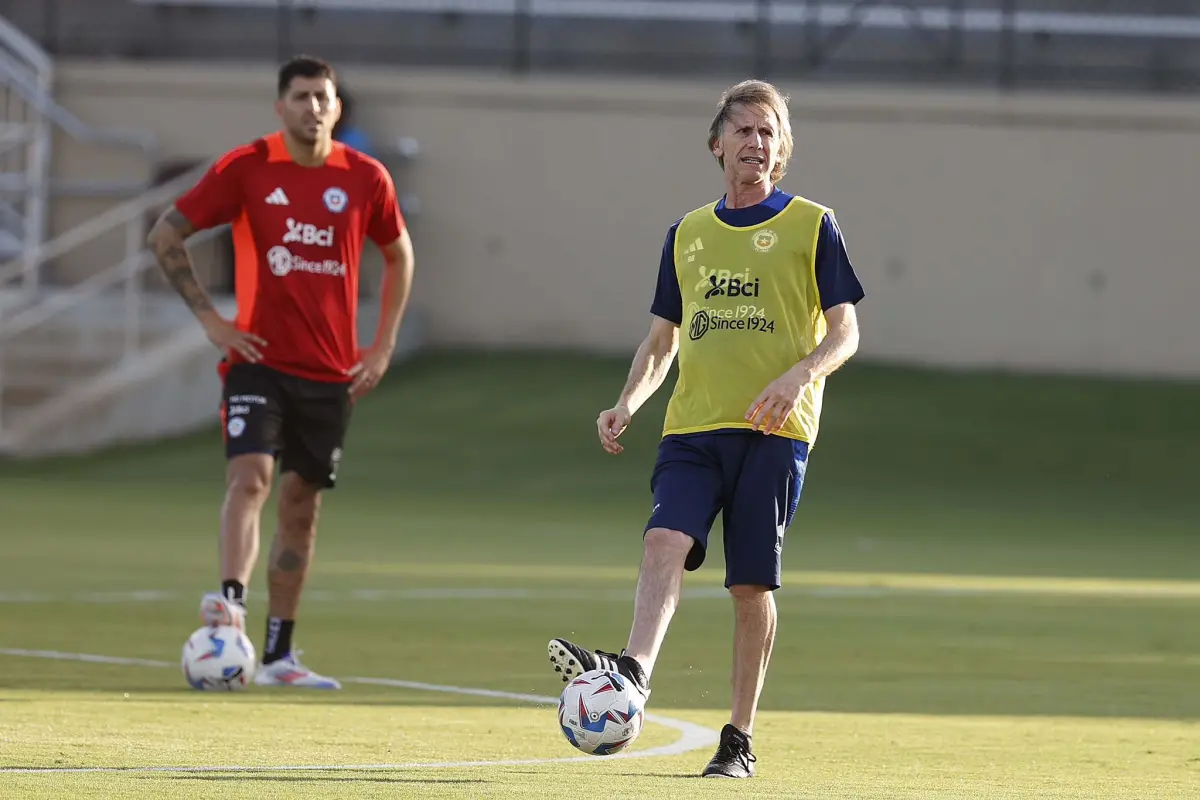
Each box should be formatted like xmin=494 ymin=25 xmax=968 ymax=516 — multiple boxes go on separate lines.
xmin=199 ymin=592 xmax=247 ymax=630
xmin=253 ymin=651 xmax=342 ymax=689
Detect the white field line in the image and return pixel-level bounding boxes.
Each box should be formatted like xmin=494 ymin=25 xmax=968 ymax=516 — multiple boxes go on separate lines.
xmin=0 ymin=647 xmax=718 ymax=775
xmin=0 ymin=584 xmax=983 ymax=605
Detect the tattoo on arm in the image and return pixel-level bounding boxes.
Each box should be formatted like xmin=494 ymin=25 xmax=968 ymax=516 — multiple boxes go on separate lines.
xmin=151 ymin=208 xmax=214 ymax=314
xmin=163 ymin=209 xmax=196 ymax=240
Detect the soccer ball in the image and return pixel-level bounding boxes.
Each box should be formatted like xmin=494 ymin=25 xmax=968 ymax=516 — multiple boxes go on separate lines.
xmin=557 ymin=669 xmax=645 ymax=755
xmin=181 ymin=625 xmax=256 ymax=691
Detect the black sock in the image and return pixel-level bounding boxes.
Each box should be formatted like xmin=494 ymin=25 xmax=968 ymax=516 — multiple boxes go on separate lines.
xmin=221 ymin=580 xmax=245 ymax=606
xmin=263 ymin=618 xmax=295 ymax=665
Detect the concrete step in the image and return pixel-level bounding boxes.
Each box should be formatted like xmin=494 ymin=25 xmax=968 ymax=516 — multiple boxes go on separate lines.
xmin=4 ymin=326 xmax=171 ymax=355
xmin=0 ymin=290 xmax=213 ymax=331
xmin=1 ymin=322 xmax=178 ymax=389
xmin=0 ymin=383 xmax=52 ymax=427
xmin=0 ymin=350 xmax=114 ymax=392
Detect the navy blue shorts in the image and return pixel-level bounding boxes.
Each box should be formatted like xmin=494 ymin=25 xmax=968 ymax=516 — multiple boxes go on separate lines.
xmin=645 ymin=431 xmax=809 ymax=590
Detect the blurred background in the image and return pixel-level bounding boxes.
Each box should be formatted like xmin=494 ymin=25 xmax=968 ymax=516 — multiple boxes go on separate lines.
xmin=0 ymin=4 xmax=1197 ymax=795
xmin=0 ymin=0 xmax=1198 ymax=453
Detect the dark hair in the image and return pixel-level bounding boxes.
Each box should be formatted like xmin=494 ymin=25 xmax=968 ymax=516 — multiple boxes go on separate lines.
xmin=277 ymin=55 xmax=337 ymax=98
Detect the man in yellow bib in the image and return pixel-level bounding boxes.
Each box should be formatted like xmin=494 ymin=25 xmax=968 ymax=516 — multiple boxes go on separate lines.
xmin=547 ymin=79 xmax=865 ymax=778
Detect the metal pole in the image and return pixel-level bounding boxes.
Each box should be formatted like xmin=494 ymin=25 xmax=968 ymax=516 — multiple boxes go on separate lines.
xmin=23 ymin=78 xmax=50 ymax=295
xmin=948 ymin=0 xmax=965 ymax=71
xmin=804 ymin=0 xmax=821 ymax=70
xmin=513 ymin=0 xmax=532 ymax=75
xmin=123 ymin=217 xmax=143 ymax=362
xmin=42 ymin=0 xmax=59 ymax=55
xmin=999 ymin=0 xmax=1017 ymax=91
xmin=277 ymin=0 xmax=293 ymax=63
xmin=755 ymin=0 xmax=772 ymax=79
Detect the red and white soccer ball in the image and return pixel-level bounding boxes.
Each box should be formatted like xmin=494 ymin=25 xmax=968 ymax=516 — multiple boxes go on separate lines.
xmin=557 ymin=669 xmax=646 ymax=755
xmin=181 ymin=625 xmax=257 ymax=691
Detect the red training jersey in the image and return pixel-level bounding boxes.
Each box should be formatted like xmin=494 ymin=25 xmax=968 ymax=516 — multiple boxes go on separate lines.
xmin=174 ymin=131 xmax=405 ymax=382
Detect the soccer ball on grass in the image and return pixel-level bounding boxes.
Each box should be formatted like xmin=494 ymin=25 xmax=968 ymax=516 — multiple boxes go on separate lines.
xmin=181 ymin=625 xmax=256 ymax=691
xmin=557 ymin=669 xmax=645 ymax=755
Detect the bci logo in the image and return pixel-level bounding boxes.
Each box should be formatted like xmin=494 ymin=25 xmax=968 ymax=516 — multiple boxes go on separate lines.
xmin=283 ymin=218 xmax=334 ymax=248
xmin=704 ymin=274 xmax=760 ymax=300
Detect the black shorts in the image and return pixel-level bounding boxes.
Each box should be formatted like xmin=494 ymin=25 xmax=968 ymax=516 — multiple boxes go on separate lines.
xmin=220 ymin=362 xmax=353 ymax=489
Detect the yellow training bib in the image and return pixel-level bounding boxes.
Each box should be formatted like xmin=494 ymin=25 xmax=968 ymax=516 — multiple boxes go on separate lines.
xmin=662 ymin=195 xmax=830 ymax=444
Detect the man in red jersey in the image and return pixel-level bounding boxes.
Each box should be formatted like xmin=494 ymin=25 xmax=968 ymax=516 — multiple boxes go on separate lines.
xmin=148 ymin=55 xmax=415 ymax=689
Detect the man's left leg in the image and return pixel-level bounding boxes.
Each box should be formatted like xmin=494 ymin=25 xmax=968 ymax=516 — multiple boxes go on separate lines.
xmin=702 ymin=435 xmax=809 ymax=778
xmin=254 ymin=376 xmax=351 ymax=690
xmin=729 ymin=584 xmax=777 ymax=737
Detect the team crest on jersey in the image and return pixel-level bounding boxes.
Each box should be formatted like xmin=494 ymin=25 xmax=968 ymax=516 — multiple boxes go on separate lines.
xmin=751 ymin=229 xmax=778 ymax=253
xmin=323 ymin=187 xmax=348 ymax=213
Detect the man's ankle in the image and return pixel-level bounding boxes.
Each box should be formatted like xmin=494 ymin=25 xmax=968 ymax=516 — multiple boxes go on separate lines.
xmin=618 ymin=652 xmax=652 ymax=690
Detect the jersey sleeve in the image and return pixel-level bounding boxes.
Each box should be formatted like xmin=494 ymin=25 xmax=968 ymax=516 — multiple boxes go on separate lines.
xmin=649 ymin=221 xmax=683 ymax=325
xmin=814 ymin=212 xmax=866 ymax=310
xmin=173 ymin=149 xmax=249 ymax=230
xmin=366 ymin=162 xmax=406 ymax=247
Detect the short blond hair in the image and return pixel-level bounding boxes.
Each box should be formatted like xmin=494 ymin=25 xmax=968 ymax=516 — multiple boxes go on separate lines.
xmin=707 ymin=80 xmax=794 ymax=183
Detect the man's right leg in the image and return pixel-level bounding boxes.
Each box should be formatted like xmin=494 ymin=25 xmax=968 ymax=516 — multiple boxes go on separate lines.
xmin=548 ymin=433 xmax=722 ymax=697
xmin=548 ymin=527 xmax=692 ymax=694
xmin=201 ymin=454 xmax=274 ymax=626
xmin=201 ymin=363 xmax=282 ymax=630
xmin=623 ymin=528 xmax=693 ymax=673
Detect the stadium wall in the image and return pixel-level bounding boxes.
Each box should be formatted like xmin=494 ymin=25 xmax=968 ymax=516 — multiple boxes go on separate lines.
xmin=50 ymin=61 xmax=1200 ymax=379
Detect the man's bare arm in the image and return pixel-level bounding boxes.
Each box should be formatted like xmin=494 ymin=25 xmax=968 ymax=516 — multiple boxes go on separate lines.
xmin=616 ymin=315 xmax=680 ymax=416
xmin=372 ymin=228 xmax=416 ymax=354
xmin=147 ymin=206 xmax=266 ymax=361
xmin=795 ymin=302 xmax=860 ymax=382
xmin=745 ymin=302 xmax=861 ymax=434
xmin=146 ymin=207 xmax=218 ymax=319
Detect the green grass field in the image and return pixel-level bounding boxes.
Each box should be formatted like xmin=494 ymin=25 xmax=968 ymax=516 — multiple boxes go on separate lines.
xmin=1 ymin=351 xmax=1197 ymax=798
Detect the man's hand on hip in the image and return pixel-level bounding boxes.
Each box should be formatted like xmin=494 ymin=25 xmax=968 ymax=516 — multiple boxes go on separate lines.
xmin=202 ymin=315 xmax=267 ymax=363
xmin=746 ymin=365 xmax=813 ymax=435
xmin=347 ymin=345 xmax=394 ymax=399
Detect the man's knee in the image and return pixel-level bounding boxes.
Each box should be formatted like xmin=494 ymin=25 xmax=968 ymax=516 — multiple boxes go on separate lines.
xmin=644 ymin=527 xmax=695 ymax=559
xmin=226 ymin=454 xmax=273 ymax=504
xmin=729 ymin=584 xmax=772 ymax=603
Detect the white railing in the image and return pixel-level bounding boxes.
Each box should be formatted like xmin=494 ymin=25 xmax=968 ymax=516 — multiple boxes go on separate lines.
xmin=0 ymin=161 xmax=221 ymax=435
xmin=0 ymin=163 xmax=209 ymax=291
xmin=0 ymin=14 xmax=159 ymax=296
xmin=0 ymin=14 xmax=52 ymax=293
xmin=0 ymin=161 xmax=214 ymax=338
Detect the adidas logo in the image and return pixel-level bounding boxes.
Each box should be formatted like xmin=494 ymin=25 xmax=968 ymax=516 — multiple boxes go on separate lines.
xmin=265 ymin=187 xmax=290 ymax=206
xmin=684 ymin=237 xmax=703 ymax=263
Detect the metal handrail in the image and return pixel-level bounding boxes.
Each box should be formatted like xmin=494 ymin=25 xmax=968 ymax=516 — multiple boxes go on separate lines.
xmin=0 ymin=13 xmax=51 ymax=75
xmin=0 ymin=50 xmax=157 ymax=152
xmin=0 ymin=161 xmax=211 ymax=289
xmin=0 ymin=222 xmax=229 ymax=343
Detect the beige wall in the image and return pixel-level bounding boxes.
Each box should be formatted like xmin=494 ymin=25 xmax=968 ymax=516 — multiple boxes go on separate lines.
xmin=52 ymin=61 xmax=1200 ymax=379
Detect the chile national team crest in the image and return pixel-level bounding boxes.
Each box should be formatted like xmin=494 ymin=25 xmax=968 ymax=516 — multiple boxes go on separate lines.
xmin=323 ymin=187 xmax=348 ymax=213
